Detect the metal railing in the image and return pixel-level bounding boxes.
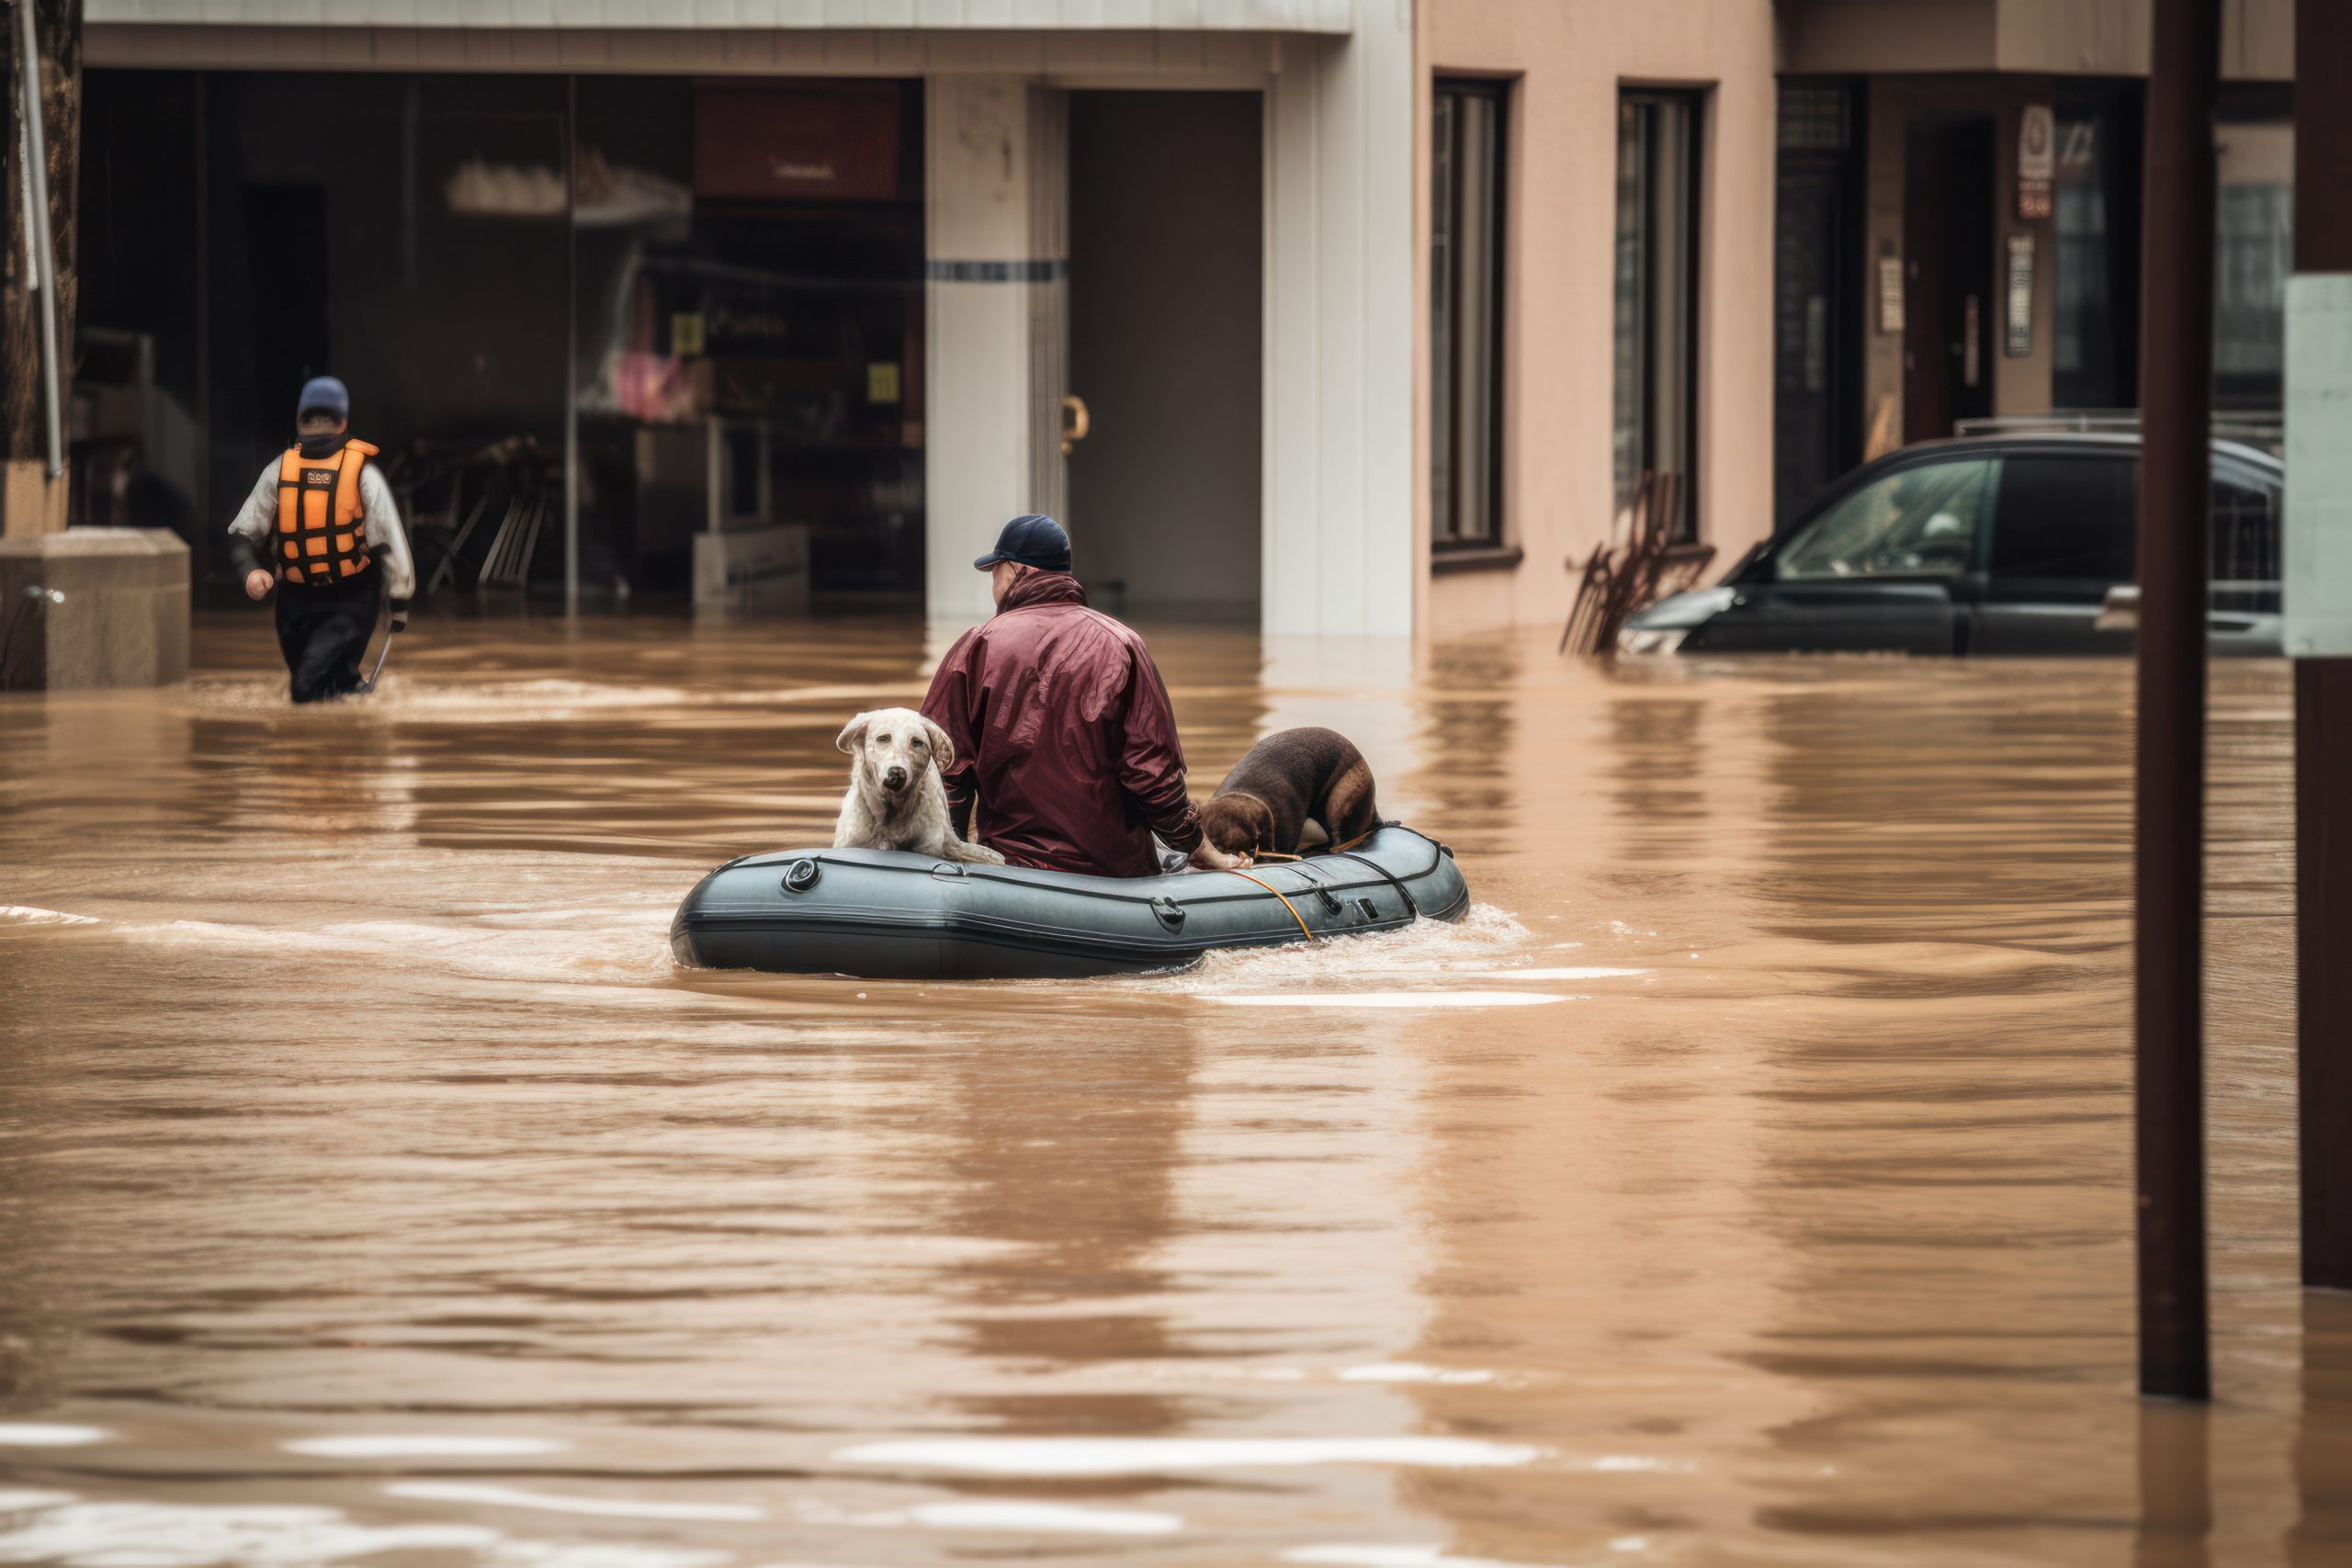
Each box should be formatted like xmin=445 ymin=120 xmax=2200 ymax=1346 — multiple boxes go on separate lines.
xmin=1951 ymin=408 xmax=2284 ymax=455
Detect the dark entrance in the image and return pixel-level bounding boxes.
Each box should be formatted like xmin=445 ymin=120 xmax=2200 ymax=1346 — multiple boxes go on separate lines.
xmin=1066 ymin=91 xmax=1261 ymax=621
xmin=1902 ymin=117 xmax=1996 ymax=442
xmin=1772 ymin=82 xmax=1865 ymax=526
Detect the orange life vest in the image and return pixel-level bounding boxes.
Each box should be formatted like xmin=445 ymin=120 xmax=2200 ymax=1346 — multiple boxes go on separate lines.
xmin=275 ymin=438 xmax=380 ymax=584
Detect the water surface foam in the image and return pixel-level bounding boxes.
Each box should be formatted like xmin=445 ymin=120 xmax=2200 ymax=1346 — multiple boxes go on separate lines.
xmin=837 ymin=1436 xmax=1540 ymax=1475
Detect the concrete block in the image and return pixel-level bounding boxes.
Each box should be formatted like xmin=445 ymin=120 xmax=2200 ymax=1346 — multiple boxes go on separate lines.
xmin=694 ymin=525 xmax=812 ymax=617
xmin=0 ymin=528 xmax=191 ymax=693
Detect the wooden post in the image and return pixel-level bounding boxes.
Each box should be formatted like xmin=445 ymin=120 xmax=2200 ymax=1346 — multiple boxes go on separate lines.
xmin=2134 ymin=0 xmax=2221 ymax=1403
xmin=2296 ymin=0 xmax=2352 ymax=1292
xmin=1 ymin=0 xmax=81 ymax=539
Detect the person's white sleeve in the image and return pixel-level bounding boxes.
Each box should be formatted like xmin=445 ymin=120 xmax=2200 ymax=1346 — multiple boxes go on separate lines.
xmin=361 ymin=467 xmax=417 ymax=602
xmin=225 ymin=463 xmax=278 ymax=557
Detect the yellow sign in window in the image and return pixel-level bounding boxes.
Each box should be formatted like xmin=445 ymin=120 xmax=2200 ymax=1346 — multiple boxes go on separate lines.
xmin=672 ymin=313 xmax=706 ymax=356
xmin=867 ymin=362 xmax=901 ymax=404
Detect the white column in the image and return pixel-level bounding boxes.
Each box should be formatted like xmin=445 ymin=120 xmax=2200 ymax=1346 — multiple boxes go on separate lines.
xmin=925 ymin=76 xmax=1068 ymax=626
xmin=1263 ymin=11 xmax=1417 ymax=638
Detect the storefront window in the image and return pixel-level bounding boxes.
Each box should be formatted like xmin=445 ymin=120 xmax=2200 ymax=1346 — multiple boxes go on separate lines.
xmin=572 ymin=78 xmax=925 ymax=604
xmin=1614 ymin=90 xmax=1702 ymax=543
xmin=74 ymin=68 xmax=924 ymax=607
xmin=1430 ymin=79 xmax=1508 ymax=549
xmin=2214 ymin=118 xmax=2292 ymax=415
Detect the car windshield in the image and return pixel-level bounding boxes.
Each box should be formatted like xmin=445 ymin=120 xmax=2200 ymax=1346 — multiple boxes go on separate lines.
xmin=1776 ymin=458 xmax=1996 ymax=581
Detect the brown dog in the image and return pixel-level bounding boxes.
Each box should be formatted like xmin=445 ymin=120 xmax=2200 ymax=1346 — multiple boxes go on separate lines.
xmin=1196 ymin=727 xmax=1382 ymax=863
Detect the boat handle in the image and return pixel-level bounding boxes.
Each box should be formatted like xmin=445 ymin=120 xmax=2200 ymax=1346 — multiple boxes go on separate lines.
xmin=784 ymin=858 xmax=820 ymax=893
xmin=1149 ymin=896 xmax=1186 ymax=931
xmin=931 ymin=863 xmax=967 ymax=881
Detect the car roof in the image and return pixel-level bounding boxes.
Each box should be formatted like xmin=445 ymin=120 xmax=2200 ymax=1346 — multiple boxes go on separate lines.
xmin=1897 ymin=431 xmax=2282 ymax=471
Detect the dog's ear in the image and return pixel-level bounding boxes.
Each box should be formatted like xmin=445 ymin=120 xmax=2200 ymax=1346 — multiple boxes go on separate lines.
xmin=921 ymin=716 xmax=956 ymax=772
xmin=835 ymin=712 xmax=871 ymax=756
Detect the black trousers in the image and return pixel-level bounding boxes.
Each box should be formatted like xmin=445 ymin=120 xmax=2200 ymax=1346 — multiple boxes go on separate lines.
xmin=275 ymin=571 xmax=382 ymax=704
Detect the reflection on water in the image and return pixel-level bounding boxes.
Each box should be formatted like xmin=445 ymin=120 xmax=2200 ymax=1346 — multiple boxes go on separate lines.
xmin=0 ymin=616 xmax=2341 ymax=1566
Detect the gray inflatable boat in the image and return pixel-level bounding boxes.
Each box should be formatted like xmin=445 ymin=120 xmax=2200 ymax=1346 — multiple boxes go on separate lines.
xmin=669 ymin=825 xmax=1468 ymax=979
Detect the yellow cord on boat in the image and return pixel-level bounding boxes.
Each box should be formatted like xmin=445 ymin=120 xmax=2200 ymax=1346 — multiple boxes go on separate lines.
xmin=1238 ymin=825 xmax=1384 ymax=865
xmin=1226 ymin=868 xmax=1317 ymax=942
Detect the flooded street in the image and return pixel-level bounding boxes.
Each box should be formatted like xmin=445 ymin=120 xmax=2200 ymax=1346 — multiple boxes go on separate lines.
xmin=1 ymin=617 xmax=2343 ymax=1567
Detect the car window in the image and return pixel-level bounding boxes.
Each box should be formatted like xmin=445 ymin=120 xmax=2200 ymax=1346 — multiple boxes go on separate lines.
xmin=1991 ymin=455 xmax=2136 ymax=581
xmin=1776 ymin=458 xmax=1995 ymax=581
xmin=2212 ymin=469 xmax=2280 ymax=583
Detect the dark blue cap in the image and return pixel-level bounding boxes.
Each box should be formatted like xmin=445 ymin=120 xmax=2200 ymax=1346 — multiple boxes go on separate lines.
xmin=973 ymin=513 xmax=1071 ymax=573
xmin=297 ymin=376 xmax=350 ymax=422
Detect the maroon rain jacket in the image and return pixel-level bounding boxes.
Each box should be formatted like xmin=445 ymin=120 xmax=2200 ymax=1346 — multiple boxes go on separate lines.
xmin=921 ymin=571 xmax=1203 ymax=878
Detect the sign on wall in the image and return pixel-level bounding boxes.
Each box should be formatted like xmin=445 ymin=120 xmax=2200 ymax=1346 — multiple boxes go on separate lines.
xmin=1877 ymin=250 xmax=1905 ymax=334
xmin=2018 ymin=105 xmax=2055 ymax=220
xmin=2286 ymin=275 xmax=2352 ymax=657
xmin=694 ymin=83 xmax=901 ymax=202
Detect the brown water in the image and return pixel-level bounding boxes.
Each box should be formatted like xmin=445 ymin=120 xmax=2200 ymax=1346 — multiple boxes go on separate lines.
xmin=1 ymin=616 xmax=2345 ymax=1568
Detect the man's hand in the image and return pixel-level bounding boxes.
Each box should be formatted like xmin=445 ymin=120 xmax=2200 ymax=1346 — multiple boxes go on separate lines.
xmin=243 ymin=570 xmax=274 ymax=602
xmin=1189 ymin=840 xmax=1251 ymax=872
xmin=390 ymin=599 xmax=411 ymax=634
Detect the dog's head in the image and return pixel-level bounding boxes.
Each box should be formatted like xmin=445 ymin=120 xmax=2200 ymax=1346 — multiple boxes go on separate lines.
xmin=836 ymin=707 xmax=955 ymax=802
xmin=1197 ymin=793 xmax=1275 ymax=861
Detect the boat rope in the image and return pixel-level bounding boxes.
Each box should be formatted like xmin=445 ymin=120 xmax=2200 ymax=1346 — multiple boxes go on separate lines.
xmin=1225 ymin=867 xmax=1317 ymax=942
xmin=1238 ymin=820 xmax=1392 ymax=865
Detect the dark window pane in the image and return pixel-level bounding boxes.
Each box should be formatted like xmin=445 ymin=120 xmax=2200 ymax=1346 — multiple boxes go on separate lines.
xmin=1778 ymin=458 xmax=1994 ymax=581
xmin=1612 ymin=99 xmax=1648 ymax=518
xmin=2214 ymin=120 xmax=2292 ymax=412
xmin=1991 ymin=455 xmax=2137 ymax=581
xmin=2211 ymin=470 xmax=2280 ymax=582
xmin=1613 ymin=90 xmax=1702 ymax=542
xmin=1431 ymin=80 xmax=1507 ymax=547
xmin=1773 ymin=81 xmax=1862 ymax=527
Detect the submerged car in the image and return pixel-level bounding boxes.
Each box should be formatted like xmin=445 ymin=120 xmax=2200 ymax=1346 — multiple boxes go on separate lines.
xmin=1623 ymin=432 xmax=2283 ymax=656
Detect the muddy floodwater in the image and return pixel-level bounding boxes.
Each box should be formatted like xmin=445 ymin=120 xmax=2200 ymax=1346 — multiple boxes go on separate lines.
xmin=2 ymin=616 xmax=2345 ymax=1568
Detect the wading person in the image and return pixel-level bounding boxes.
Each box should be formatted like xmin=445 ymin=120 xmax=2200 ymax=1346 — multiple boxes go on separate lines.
xmin=922 ymin=513 xmax=1244 ymax=877
xmin=225 ymin=377 xmax=415 ymax=704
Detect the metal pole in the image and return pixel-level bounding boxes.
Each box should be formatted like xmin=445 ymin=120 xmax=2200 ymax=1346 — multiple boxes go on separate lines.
xmin=15 ymin=0 xmax=64 ymax=480
xmin=2135 ymin=0 xmax=2221 ymax=1403
xmin=562 ymin=73 xmax=579 ymax=616
xmin=2295 ymin=0 xmax=2352 ymax=1292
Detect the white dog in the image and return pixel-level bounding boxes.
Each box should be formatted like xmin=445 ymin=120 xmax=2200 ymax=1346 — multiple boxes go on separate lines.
xmin=831 ymin=707 xmax=1006 ymax=863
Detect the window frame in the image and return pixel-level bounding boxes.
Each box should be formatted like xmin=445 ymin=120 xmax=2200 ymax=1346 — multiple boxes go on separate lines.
xmin=1430 ymin=74 xmax=1512 ymax=555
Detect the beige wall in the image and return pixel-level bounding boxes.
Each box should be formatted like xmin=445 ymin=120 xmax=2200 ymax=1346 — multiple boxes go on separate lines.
xmin=1782 ymin=0 xmax=2291 ymax=80
xmin=1418 ymin=0 xmax=1780 ymax=637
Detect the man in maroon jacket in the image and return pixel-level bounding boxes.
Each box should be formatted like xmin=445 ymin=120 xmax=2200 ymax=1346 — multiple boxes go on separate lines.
xmin=921 ymin=514 xmax=1245 ymax=878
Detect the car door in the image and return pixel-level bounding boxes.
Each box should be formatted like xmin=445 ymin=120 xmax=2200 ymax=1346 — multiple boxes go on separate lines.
xmin=1696 ymin=455 xmax=1992 ymax=654
xmin=1969 ymin=450 xmax=2139 ymax=655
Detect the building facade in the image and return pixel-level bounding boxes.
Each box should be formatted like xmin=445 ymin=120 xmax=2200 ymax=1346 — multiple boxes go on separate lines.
xmin=78 ymin=0 xmax=1416 ymax=636
xmin=1772 ymin=0 xmax=2296 ymax=523
xmin=65 ymin=1 xmax=2300 ymax=643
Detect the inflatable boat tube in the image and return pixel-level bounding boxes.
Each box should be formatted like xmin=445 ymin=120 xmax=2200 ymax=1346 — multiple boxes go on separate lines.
xmin=670 ymin=825 xmax=1468 ymax=979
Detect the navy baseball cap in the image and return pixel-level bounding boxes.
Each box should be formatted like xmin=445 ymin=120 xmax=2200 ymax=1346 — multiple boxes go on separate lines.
xmin=973 ymin=513 xmax=1072 ymax=573
xmin=297 ymin=376 xmax=350 ymax=421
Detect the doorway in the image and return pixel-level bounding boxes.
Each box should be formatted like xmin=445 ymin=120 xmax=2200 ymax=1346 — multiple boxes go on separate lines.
xmin=1066 ymin=92 xmax=1262 ymax=621
xmin=1903 ymin=117 xmax=1995 ymax=442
